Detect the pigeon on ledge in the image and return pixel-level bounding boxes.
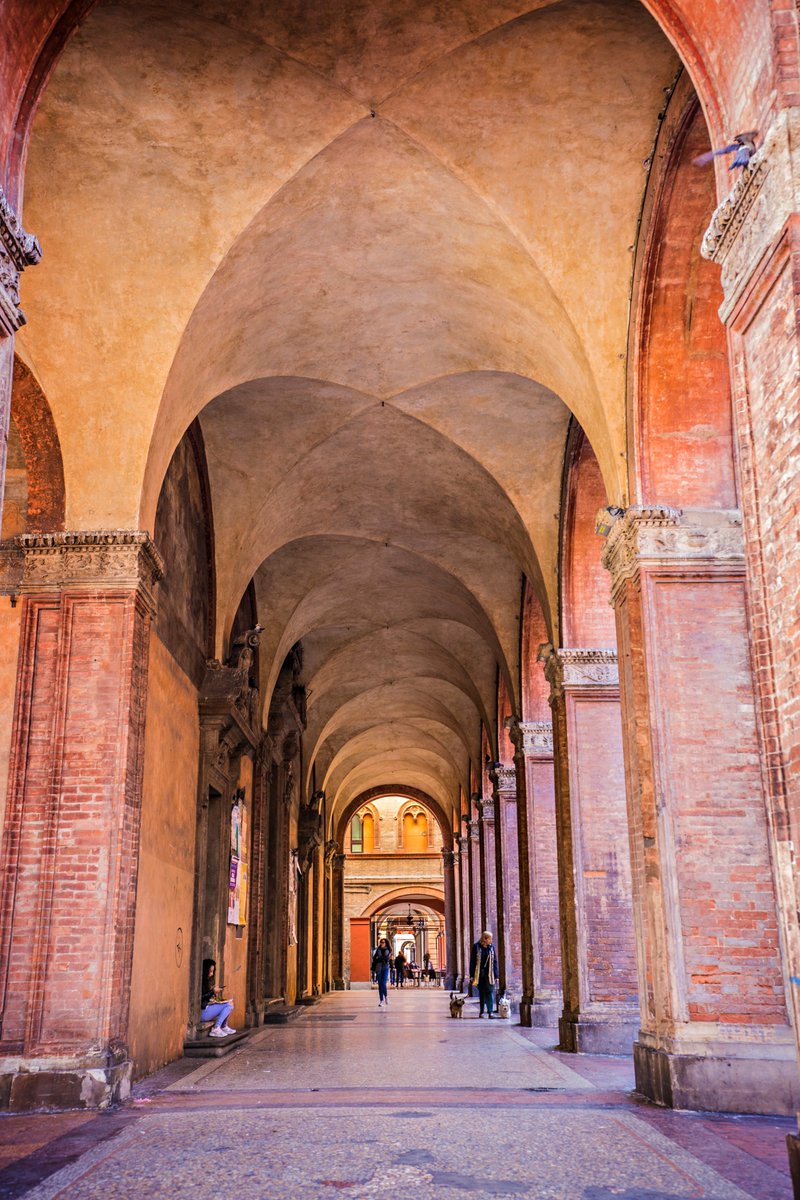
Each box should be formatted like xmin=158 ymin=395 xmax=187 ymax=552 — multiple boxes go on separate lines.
xmin=693 ymin=131 xmax=759 ymax=171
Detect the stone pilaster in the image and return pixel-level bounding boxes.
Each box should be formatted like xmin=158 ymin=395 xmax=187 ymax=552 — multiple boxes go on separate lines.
xmin=515 ymin=719 xmax=562 ymax=1027
xmin=490 ymin=763 xmax=521 ymax=1003
xmin=456 ymin=834 xmax=470 ymax=989
xmin=603 ymin=506 xmax=799 ymax=1115
xmin=442 ymin=849 xmax=458 ymax=990
xmin=0 ymin=532 xmax=162 ymax=1109
xmin=330 ymin=851 xmax=346 ymax=990
xmin=478 ymin=796 xmax=498 ymax=942
xmin=543 ymin=647 xmax=638 ymax=1055
xmin=467 ymin=816 xmax=481 ymax=991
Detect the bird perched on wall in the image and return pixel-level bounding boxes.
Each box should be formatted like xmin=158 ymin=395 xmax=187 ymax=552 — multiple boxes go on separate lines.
xmin=693 ymin=131 xmax=759 ymax=171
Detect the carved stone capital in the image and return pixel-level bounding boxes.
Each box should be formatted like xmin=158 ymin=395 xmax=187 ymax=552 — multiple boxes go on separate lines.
xmin=700 ymin=112 xmax=800 ymax=321
xmin=543 ymin=647 xmax=618 ymax=699
xmin=518 ymin=720 xmax=554 ymax=757
xmin=324 ymin=839 xmax=339 ymax=869
xmin=602 ymin=506 xmax=744 ymax=604
xmin=456 ymin=834 xmax=469 ymax=854
xmin=478 ymin=796 xmax=495 ymax=822
xmin=442 ymin=849 xmax=456 ymax=869
xmin=467 ymin=819 xmax=480 ymax=842
xmin=16 ymin=530 xmax=163 ymax=611
xmin=0 ymin=185 xmax=41 ymax=336
xmin=491 ymin=764 xmax=517 ymax=798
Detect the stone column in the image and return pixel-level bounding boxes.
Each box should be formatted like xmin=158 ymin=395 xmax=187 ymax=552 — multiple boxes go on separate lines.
xmin=478 ymin=796 xmax=498 ymax=941
xmin=543 ymin=647 xmax=639 ymax=1055
xmin=330 ymin=851 xmax=346 ymax=990
xmin=456 ymin=833 xmax=470 ymax=989
xmin=491 ymin=764 xmax=523 ymax=1002
xmin=603 ymin=505 xmax=799 ymax=1115
xmin=442 ymin=849 xmax=458 ymax=989
xmin=516 ymin=720 xmax=562 ymax=1027
xmin=467 ymin=817 xmax=481 ymax=990
xmin=0 ymin=187 xmax=41 ymax=530
xmin=0 ymin=531 xmax=162 ymax=1109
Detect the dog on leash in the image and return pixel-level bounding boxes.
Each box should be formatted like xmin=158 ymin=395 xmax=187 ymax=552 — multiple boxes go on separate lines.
xmin=449 ymin=992 xmax=465 ymax=1018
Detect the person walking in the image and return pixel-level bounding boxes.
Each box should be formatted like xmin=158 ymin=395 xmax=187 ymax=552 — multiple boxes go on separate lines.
xmin=469 ymin=931 xmax=499 ymax=1018
xmin=394 ymin=949 xmax=406 ymax=987
xmin=372 ymin=938 xmax=392 ymax=1008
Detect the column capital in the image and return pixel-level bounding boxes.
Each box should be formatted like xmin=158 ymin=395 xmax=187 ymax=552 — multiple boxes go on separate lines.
xmin=478 ymin=796 xmax=495 ymax=822
xmin=700 ymin=111 xmax=800 ymax=321
xmin=490 ymin=764 xmax=516 ymax=799
xmin=442 ymin=848 xmax=457 ymax=869
xmin=518 ymin=720 xmax=554 ymax=757
xmin=602 ymin=506 xmax=744 ymax=604
xmin=542 ymin=647 xmax=618 ymax=700
xmin=16 ymin=530 xmax=164 ymax=613
xmin=0 ymin=185 xmax=41 ymax=336
xmin=467 ymin=818 xmax=480 ymax=842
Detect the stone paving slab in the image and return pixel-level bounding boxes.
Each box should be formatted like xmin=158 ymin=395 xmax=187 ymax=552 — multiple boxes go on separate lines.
xmin=20 ymin=1105 xmax=754 ymax=1200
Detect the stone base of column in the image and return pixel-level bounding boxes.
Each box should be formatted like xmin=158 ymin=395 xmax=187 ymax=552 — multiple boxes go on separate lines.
xmin=445 ymin=972 xmax=457 ymax=990
xmin=531 ymin=996 xmax=561 ymax=1028
xmin=559 ymin=1006 xmax=638 ymax=1055
xmin=0 ymin=1052 xmax=132 ymax=1111
xmin=333 ymin=977 xmax=345 ymax=991
xmin=634 ymin=1037 xmax=800 ymax=1116
xmin=786 ymin=1133 xmax=800 ymax=1200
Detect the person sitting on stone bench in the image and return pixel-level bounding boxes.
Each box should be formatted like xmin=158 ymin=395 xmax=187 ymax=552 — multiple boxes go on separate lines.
xmin=201 ymin=958 xmax=236 ymax=1038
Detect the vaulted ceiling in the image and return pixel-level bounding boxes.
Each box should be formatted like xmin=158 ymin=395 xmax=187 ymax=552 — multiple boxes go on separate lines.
xmin=16 ymin=0 xmax=680 ymax=829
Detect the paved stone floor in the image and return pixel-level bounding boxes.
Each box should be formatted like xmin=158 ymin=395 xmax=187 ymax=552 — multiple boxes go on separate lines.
xmin=0 ymin=989 xmax=793 ymax=1199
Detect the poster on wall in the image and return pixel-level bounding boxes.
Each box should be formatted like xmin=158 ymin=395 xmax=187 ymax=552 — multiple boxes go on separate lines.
xmin=227 ymin=790 xmax=248 ymax=925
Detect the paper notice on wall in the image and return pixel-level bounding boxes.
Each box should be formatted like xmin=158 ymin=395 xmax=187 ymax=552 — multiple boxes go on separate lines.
xmin=228 ymin=855 xmax=240 ymax=925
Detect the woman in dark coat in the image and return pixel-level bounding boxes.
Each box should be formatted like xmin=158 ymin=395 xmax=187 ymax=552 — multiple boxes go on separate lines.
xmin=372 ymin=938 xmax=392 ymax=1008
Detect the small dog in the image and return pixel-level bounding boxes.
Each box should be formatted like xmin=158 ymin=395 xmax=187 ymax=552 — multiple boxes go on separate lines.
xmin=497 ymin=994 xmax=511 ymax=1020
xmin=449 ymin=992 xmax=465 ymax=1018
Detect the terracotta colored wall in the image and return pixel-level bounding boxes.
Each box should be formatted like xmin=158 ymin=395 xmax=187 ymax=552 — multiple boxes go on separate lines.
xmin=0 ymin=599 xmax=22 ymax=836
xmin=349 ymin=917 xmax=372 ymax=982
xmin=128 ymin=633 xmax=198 ymax=1078
xmin=637 ymin=101 xmax=735 ymax=509
xmin=525 ymin=756 xmax=562 ymax=994
xmin=562 ymin=433 xmax=617 ymax=648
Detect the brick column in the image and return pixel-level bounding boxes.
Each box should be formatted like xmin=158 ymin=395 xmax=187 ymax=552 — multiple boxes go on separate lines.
xmin=456 ymin=834 xmax=470 ymax=989
xmin=0 ymin=186 xmax=41 ymax=530
xmin=467 ymin=817 xmax=481 ymax=989
xmin=330 ymin=851 xmax=345 ymax=990
xmin=518 ymin=720 xmax=562 ymax=1027
xmin=603 ymin=506 xmax=799 ymax=1115
xmin=478 ymin=796 xmax=498 ymax=941
xmin=491 ymin=764 xmax=522 ymax=1003
xmin=0 ymin=531 xmax=162 ymax=1109
xmin=442 ymin=849 xmax=458 ymax=989
xmin=700 ymin=129 xmax=800 ymax=1160
xmin=543 ymin=647 xmax=638 ymax=1054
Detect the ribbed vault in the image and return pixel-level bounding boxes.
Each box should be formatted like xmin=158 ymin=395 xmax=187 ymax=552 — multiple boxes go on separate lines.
xmin=17 ymin=0 xmax=681 ymax=831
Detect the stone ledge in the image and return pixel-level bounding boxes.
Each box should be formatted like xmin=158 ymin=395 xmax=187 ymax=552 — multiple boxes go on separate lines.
xmin=634 ymin=1040 xmax=800 ymax=1116
xmin=0 ymin=1059 xmax=131 ymax=1111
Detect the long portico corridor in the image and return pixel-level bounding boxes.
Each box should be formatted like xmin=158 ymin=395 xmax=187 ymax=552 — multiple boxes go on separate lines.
xmin=0 ymin=989 xmax=791 ymax=1200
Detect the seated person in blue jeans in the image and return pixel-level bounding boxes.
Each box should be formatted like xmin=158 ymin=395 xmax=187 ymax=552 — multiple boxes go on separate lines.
xmin=201 ymin=958 xmax=236 ymax=1038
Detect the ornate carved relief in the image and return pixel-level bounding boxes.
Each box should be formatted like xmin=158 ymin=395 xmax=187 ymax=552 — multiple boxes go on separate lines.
xmin=478 ymin=797 xmax=495 ymax=821
xmin=518 ymin=720 xmax=554 ymax=757
xmin=700 ymin=112 xmax=800 ymax=320
xmin=0 ymin=185 xmax=41 ymax=337
xmin=442 ymin=849 xmax=456 ymax=869
xmin=467 ymin=819 xmax=480 ymax=842
xmin=602 ymin=506 xmax=745 ymax=603
xmin=17 ymin=530 xmax=164 ymax=610
xmin=542 ymin=648 xmax=618 ymax=698
xmin=491 ymin=765 xmax=517 ymax=798
xmin=298 ymin=789 xmax=324 ymax=870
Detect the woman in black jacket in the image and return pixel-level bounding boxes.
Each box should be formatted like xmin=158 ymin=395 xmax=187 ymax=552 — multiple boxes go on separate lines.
xmin=371 ymin=938 xmax=392 ymax=1008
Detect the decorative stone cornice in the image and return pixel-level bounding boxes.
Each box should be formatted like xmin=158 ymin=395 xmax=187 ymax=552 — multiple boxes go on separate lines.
xmin=467 ymin=819 xmax=480 ymax=841
xmin=518 ymin=720 xmax=554 ymax=757
xmin=0 ymin=185 xmax=42 ymax=336
xmin=602 ymin=506 xmax=744 ymax=604
xmin=490 ymin=764 xmax=516 ymax=798
xmin=700 ymin=111 xmax=800 ymax=321
xmin=543 ymin=648 xmax=618 ymax=699
xmin=16 ymin=531 xmax=163 ymax=610
xmin=478 ymin=796 xmax=495 ymax=821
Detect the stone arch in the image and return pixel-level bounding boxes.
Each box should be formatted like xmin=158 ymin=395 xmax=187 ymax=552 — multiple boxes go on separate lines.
xmin=335 ymin=786 xmax=453 ymax=852
xmin=559 ymin=421 xmax=617 ymax=648
xmin=345 ymin=801 xmax=381 ymax=853
xmin=360 ymin=887 xmax=445 ymax=919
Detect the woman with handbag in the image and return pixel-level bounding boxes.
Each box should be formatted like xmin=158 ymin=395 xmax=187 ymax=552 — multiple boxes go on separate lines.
xmin=371 ymin=939 xmax=392 ymax=1008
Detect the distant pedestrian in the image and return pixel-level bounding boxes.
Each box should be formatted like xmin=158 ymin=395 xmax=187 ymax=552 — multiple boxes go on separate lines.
xmin=372 ymin=938 xmax=392 ymax=1008
xmin=470 ymin=931 xmax=498 ymax=1018
xmin=394 ymin=950 xmax=407 ymax=987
